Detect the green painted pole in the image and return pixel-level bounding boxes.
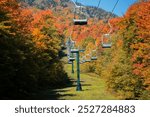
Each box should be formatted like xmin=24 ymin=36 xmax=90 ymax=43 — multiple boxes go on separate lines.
xmin=76 ymin=51 xmax=82 ymax=91
xmin=72 ymin=61 xmax=74 ymax=74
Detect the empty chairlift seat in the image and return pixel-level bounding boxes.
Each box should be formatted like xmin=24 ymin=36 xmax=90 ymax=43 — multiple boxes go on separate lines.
xmin=91 ymin=56 xmax=97 ymax=60
xmin=80 ymin=56 xmax=86 ymax=64
xmin=85 ymin=54 xmax=91 ymax=62
xmin=71 ymin=48 xmax=79 ymax=53
xmin=68 ymin=60 xmax=72 ymax=64
xmin=101 ymin=43 xmax=112 ymax=48
xmin=71 ymin=40 xmax=75 ymax=49
xmin=68 ymin=55 xmax=75 ymax=64
xmin=68 ymin=52 xmax=75 ymax=61
xmin=73 ymin=19 xmax=88 ymax=25
xmin=91 ymin=50 xmax=97 ymax=60
xmin=101 ymin=34 xmax=112 ymax=48
xmin=69 ymin=57 xmax=75 ymax=61
xmin=73 ymin=4 xmax=88 ymax=25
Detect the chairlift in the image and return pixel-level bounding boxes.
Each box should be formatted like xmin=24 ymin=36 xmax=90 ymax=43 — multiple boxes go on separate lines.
xmin=80 ymin=56 xmax=86 ymax=63
xmin=66 ymin=38 xmax=71 ymax=54
xmin=69 ymin=57 xmax=75 ymax=61
xmin=67 ymin=46 xmax=71 ymax=57
xmin=68 ymin=60 xmax=72 ymax=64
xmin=101 ymin=20 xmax=112 ymax=48
xmin=66 ymin=38 xmax=72 ymax=47
xmin=73 ymin=4 xmax=88 ymax=25
xmin=68 ymin=55 xmax=75 ymax=64
xmin=103 ymin=14 xmax=109 ymax=24
xmin=82 ymin=60 xmax=86 ymax=63
xmin=80 ymin=61 xmax=83 ymax=64
xmin=71 ymin=48 xmax=79 ymax=53
xmin=101 ymin=34 xmax=112 ymax=48
xmin=61 ymin=44 xmax=66 ymax=50
xmin=91 ymin=50 xmax=97 ymax=60
xmin=77 ymin=45 xmax=85 ymax=52
xmin=66 ymin=38 xmax=76 ymax=58
xmin=91 ymin=57 xmax=97 ymax=60
xmin=79 ymin=49 xmax=85 ymax=52
xmin=85 ymin=54 xmax=91 ymax=62
xmin=69 ymin=53 xmax=75 ymax=61
xmin=73 ymin=19 xmax=87 ymax=25
xmin=71 ymin=41 xmax=75 ymax=48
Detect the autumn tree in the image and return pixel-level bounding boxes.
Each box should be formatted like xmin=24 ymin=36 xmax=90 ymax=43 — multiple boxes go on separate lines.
xmin=0 ymin=0 xmax=68 ymax=99
xmin=96 ymin=1 xmax=150 ymax=99
xmin=119 ymin=1 xmax=150 ymax=98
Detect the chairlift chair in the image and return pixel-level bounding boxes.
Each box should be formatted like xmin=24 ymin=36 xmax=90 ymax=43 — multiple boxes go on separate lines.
xmin=80 ymin=61 xmax=83 ymax=64
xmin=91 ymin=50 xmax=97 ymax=60
xmin=73 ymin=5 xmax=88 ymax=25
xmin=71 ymin=41 xmax=75 ymax=48
xmin=77 ymin=45 xmax=85 ymax=52
xmin=101 ymin=20 xmax=113 ymax=48
xmin=67 ymin=47 xmax=71 ymax=57
xmin=66 ymin=38 xmax=75 ymax=57
xmin=79 ymin=49 xmax=85 ymax=52
xmin=62 ymin=45 xmax=66 ymax=50
xmin=81 ymin=56 xmax=86 ymax=63
xmin=66 ymin=38 xmax=72 ymax=47
xmin=68 ymin=61 xmax=72 ymax=64
xmin=91 ymin=56 xmax=97 ymax=60
xmin=66 ymin=39 xmax=71 ymax=55
xmin=69 ymin=57 xmax=75 ymax=61
xmin=82 ymin=60 xmax=86 ymax=63
xmin=85 ymin=54 xmax=91 ymax=62
xmin=102 ymin=43 xmax=112 ymax=48
xmin=68 ymin=53 xmax=75 ymax=61
xmin=73 ymin=19 xmax=87 ymax=25
xmin=101 ymin=34 xmax=112 ymax=48
xmin=85 ymin=59 xmax=91 ymax=62
xmin=71 ymin=48 xmax=79 ymax=53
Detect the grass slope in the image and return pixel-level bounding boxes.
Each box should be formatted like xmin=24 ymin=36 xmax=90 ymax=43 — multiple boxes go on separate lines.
xmin=53 ymin=63 xmax=117 ymax=100
xmin=32 ymin=58 xmax=118 ymax=100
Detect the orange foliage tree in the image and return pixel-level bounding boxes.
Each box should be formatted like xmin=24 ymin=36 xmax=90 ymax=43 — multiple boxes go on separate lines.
xmin=123 ymin=2 xmax=150 ymax=90
xmin=108 ymin=1 xmax=150 ymax=99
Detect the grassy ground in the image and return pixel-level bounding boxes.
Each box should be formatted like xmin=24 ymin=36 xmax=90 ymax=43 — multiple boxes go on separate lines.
xmin=33 ymin=57 xmax=118 ymax=100
xmin=52 ymin=63 xmax=117 ymax=100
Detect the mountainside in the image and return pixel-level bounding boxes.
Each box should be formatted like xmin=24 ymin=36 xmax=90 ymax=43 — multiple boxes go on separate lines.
xmin=19 ymin=0 xmax=117 ymax=19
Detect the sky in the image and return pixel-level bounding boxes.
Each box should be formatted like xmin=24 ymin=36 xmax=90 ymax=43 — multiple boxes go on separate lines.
xmin=72 ymin=0 xmax=137 ymax=16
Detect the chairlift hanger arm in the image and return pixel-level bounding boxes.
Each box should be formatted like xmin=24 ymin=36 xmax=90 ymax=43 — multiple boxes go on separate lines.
xmin=70 ymin=0 xmax=78 ymax=7
xmin=91 ymin=0 xmax=102 ymax=24
xmin=73 ymin=0 xmax=88 ymax=25
xmin=98 ymin=0 xmax=120 ymax=34
xmin=108 ymin=20 xmax=112 ymax=34
xmin=97 ymin=0 xmax=120 ymax=49
xmin=71 ymin=0 xmax=85 ymax=8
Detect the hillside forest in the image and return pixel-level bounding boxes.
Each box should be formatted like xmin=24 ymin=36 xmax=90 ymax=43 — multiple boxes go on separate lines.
xmin=0 ymin=0 xmax=150 ymax=99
